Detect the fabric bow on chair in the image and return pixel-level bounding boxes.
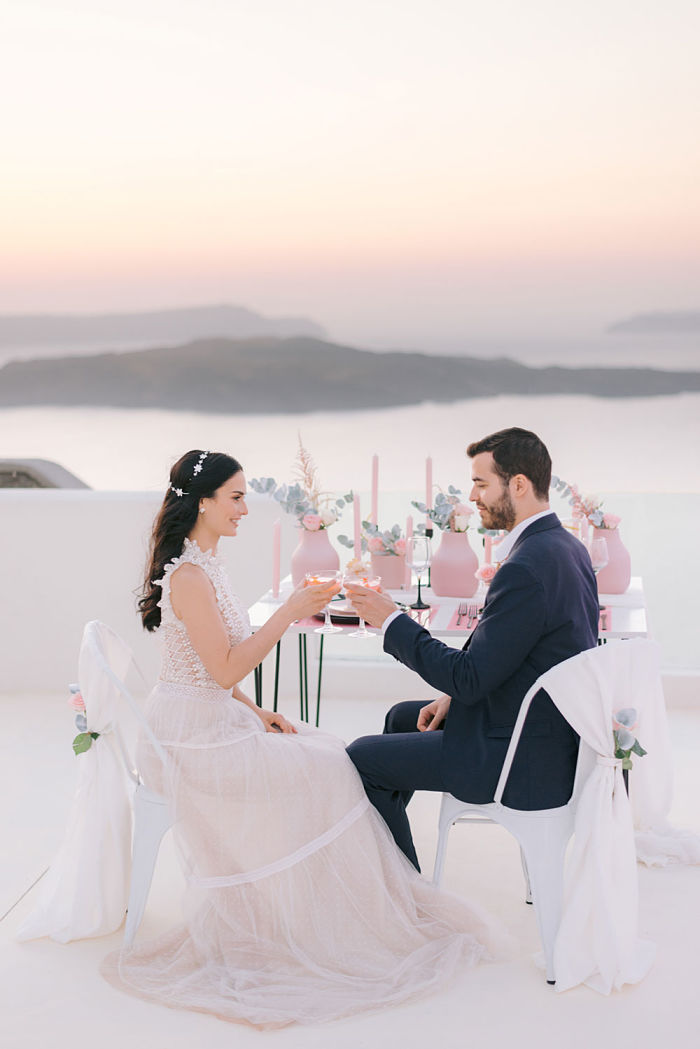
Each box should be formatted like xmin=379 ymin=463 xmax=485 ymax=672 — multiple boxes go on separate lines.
xmin=543 ymin=639 xmax=657 ymax=993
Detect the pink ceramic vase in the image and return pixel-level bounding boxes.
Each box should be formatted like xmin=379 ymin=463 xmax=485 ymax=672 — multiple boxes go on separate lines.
xmin=370 ymin=552 xmax=406 ymax=590
xmin=430 ymin=529 xmax=479 ymax=597
xmin=593 ymin=526 xmax=631 ymax=594
xmin=290 ymin=527 xmax=340 ymax=585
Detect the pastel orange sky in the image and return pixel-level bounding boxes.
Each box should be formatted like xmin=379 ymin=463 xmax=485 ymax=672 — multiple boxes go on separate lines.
xmin=2 ymin=0 xmax=699 ymax=345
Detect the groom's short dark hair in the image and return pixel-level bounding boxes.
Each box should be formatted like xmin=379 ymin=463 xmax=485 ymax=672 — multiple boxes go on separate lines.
xmin=467 ymin=427 xmax=551 ymax=500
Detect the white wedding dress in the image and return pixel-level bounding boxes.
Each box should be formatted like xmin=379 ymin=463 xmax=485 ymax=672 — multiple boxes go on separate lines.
xmin=101 ymin=539 xmax=502 ymax=1027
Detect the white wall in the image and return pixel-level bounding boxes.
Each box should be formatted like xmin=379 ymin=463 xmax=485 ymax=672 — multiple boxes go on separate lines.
xmin=0 ymin=490 xmax=298 ymax=693
xmin=1 ymin=489 xmax=698 ymax=706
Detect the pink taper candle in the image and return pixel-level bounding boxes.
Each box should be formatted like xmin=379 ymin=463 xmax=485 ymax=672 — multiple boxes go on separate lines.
xmin=404 ymin=515 xmax=413 ymax=588
xmin=271 ymin=519 xmax=281 ymax=598
xmin=370 ymin=454 xmax=379 ymax=524
xmin=353 ymin=494 xmax=361 ymax=559
xmin=484 ymin=535 xmax=492 ymax=565
xmin=425 ymin=456 xmax=433 ymax=528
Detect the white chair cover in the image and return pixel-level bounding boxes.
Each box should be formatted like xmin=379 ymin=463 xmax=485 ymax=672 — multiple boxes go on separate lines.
xmin=626 ymin=647 xmax=700 ymax=866
xmin=543 ymin=640 xmax=657 ymax=993
xmin=17 ymin=623 xmax=134 ymax=943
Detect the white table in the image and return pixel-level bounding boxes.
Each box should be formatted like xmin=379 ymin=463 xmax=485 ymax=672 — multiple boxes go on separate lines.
xmin=248 ymin=577 xmax=649 ymax=723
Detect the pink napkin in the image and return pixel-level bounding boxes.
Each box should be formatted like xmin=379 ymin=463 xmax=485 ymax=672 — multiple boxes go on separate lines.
xmin=446 ymin=607 xmax=480 ymax=631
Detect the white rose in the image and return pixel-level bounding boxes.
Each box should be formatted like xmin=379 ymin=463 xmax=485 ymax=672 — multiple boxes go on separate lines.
xmin=320 ymin=508 xmax=337 ymax=527
xmin=453 ymin=514 xmax=469 ymax=532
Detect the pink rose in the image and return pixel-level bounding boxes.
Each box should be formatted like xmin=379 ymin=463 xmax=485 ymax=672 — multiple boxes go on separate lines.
xmin=368 ymin=536 xmax=385 ymax=552
xmin=394 ymin=538 xmax=406 ymax=555
xmin=603 ymin=513 xmax=621 ymax=529
xmin=302 ymin=513 xmax=322 ymax=531
xmin=453 ymin=503 xmax=473 ymax=517
xmin=475 ymin=564 xmax=498 ymax=583
xmin=68 ymin=692 xmax=86 ymax=712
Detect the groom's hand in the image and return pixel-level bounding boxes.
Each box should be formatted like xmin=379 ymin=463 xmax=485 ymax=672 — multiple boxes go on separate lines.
xmin=417 ymin=695 xmax=451 ymax=732
xmin=344 ymin=583 xmax=397 ymax=629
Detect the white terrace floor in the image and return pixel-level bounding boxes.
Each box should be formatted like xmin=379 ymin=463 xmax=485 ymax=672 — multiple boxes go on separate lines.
xmin=2 ymin=691 xmax=699 ymax=1049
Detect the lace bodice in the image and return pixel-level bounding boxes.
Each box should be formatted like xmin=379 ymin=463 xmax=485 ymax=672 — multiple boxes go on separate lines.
xmin=156 ymin=538 xmax=251 ymax=688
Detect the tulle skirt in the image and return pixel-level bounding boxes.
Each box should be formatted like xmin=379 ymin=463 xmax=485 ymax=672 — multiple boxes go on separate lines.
xmin=101 ymin=682 xmax=503 ymax=1027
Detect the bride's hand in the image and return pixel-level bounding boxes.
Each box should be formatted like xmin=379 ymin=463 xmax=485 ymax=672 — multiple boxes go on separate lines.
xmin=258 ymin=709 xmax=297 ymax=734
xmin=284 ymin=579 xmax=341 ymax=621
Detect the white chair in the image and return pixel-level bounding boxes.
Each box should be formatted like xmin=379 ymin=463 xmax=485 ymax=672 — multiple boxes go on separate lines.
xmin=433 ymin=664 xmax=597 ymax=986
xmin=83 ymin=621 xmax=173 ymax=948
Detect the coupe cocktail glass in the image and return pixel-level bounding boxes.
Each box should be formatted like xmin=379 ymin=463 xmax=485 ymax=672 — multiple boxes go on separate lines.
xmin=306 ymin=571 xmax=343 ymax=634
xmin=343 ymin=574 xmax=381 ymax=638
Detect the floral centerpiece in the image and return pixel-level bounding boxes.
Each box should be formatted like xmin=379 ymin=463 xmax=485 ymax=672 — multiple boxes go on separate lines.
xmin=551 ymin=476 xmax=621 ymax=530
xmin=250 ymin=440 xmax=352 ymax=583
xmin=551 ymin=475 xmax=630 ymax=592
xmin=338 ymin=522 xmax=407 ymax=589
xmin=338 ymin=521 xmax=406 ymax=557
xmin=250 ymin=439 xmax=352 ymax=531
xmin=411 ymin=486 xmax=474 ymax=533
xmin=412 ymin=485 xmax=478 ymax=597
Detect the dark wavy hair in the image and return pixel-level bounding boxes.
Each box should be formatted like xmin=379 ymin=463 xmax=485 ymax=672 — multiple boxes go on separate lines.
xmin=467 ymin=427 xmax=551 ymax=500
xmin=138 ymin=450 xmax=243 ymax=632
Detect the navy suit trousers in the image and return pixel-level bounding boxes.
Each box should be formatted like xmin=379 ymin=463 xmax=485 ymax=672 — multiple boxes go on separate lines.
xmin=346 ymin=700 xmax=444 ymax=871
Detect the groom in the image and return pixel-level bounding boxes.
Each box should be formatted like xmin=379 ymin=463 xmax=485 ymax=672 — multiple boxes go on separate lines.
xmin=346 ymin=427 xmax=599 ymax=870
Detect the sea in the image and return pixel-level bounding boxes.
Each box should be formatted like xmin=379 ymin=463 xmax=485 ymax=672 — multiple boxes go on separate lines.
xmin=1 ymin=333 xmax=699 ymax=669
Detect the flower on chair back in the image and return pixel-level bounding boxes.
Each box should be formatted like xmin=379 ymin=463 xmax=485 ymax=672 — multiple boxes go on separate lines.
xmin=612 ymin=707 xmax=647 ymax=771
xmin=68 ymin=684 xmax=100 ymax=755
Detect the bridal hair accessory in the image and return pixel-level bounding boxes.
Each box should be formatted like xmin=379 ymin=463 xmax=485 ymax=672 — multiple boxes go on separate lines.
xmin=192 ymin=451 xmax=209 ymax=477
xmin=169 ymin=451 xmax=211 ymax=497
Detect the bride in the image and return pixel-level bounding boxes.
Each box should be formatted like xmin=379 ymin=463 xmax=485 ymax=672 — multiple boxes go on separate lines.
xmin=101 ymin=449 xmax=504 ymax=1027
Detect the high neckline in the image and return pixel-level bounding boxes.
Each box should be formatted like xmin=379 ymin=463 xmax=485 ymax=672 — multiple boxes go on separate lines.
xmin=183 ymin=537 xmax=221 ymax=563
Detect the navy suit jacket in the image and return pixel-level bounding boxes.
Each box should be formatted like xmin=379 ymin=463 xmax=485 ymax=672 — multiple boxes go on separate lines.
xmin=384 ymin=514 xmax=599 ymax=809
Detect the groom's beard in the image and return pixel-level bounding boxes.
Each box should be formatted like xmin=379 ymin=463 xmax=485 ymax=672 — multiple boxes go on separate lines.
xmin=478 ymin=487 xmax=516 ymax=531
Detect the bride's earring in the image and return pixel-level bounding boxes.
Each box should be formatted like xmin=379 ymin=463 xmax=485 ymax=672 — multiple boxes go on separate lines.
xmin=199 ymin=506 xmax=205 ymax=515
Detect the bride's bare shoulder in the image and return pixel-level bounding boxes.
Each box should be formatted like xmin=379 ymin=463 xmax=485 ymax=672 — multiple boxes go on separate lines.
xmin=169 ymin=561 xmax=217 ymax=609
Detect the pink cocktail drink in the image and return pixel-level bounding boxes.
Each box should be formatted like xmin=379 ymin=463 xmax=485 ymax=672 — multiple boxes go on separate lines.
xmin=306 ymin=571 xmax=343 ymax=634
xmin=344 ymin=575 xmax=381 ymax=638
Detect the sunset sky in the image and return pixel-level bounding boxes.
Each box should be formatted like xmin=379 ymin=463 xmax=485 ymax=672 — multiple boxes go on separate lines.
xmin=2 ymin=0 xmax=699 ymax=347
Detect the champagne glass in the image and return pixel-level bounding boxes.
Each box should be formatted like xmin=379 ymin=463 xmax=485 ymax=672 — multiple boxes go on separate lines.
xmin=589 ymin=537 xmax=609 ymax=574
xmin=306 ymin=571 xmax=343 ymax=634
xmin=344 ymin=574 xmax=381 ymax=638
xmin=409 ymin=536 xmax=431 ymax=610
